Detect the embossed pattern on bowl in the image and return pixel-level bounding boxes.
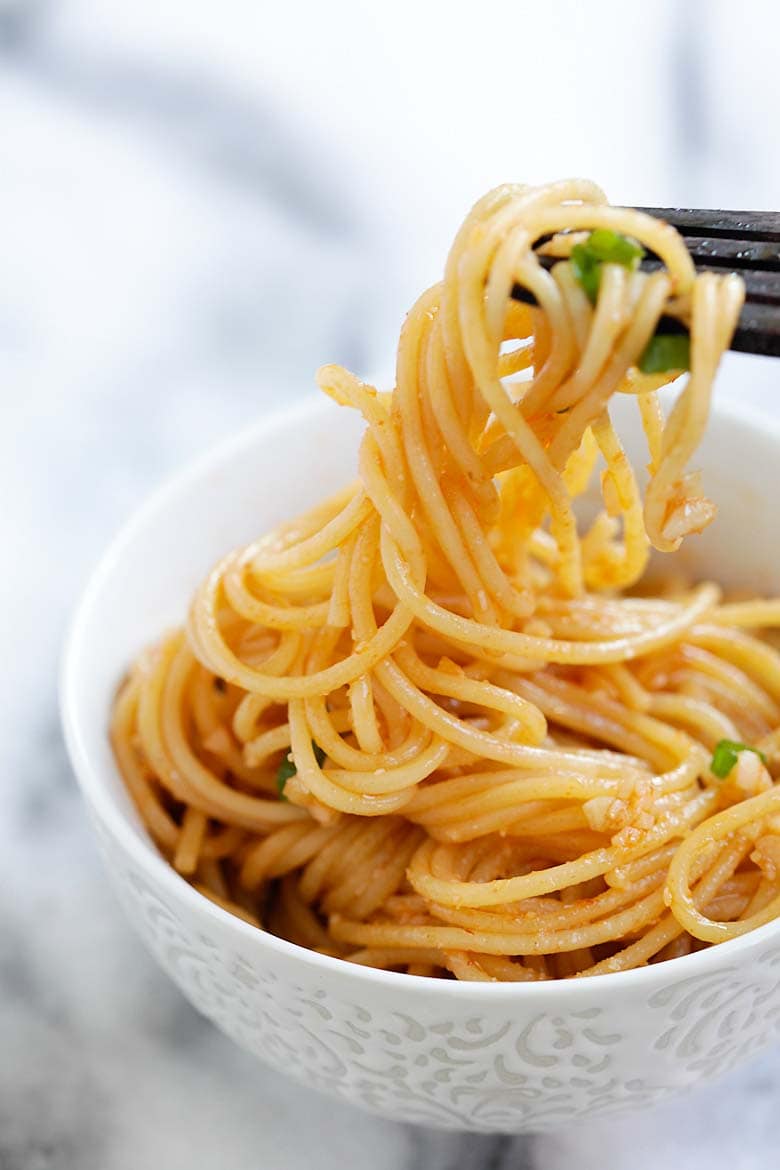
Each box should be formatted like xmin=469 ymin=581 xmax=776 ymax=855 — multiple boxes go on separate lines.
xmin=63 ymin=394 xmax=780 ymax=1131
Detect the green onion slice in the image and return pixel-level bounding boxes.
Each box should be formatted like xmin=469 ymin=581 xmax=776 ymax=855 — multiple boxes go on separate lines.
xmin=276 ymin=742 xmax=326 ymax=798
xmin=570 ymin=229 xmax=644 ymax=305
xmin=638 ymin=333 xmax=690 ymax=374
xmin=710 ymin=739 xmax=767 ymax=779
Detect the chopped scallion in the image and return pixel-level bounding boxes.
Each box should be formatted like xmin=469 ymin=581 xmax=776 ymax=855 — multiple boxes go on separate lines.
xmin=710 ymin=738 xmax=767 ymax=779
xmin=586 ymin=229 xmax=645 ymax=266
xmin=570 ymin=229 xmax=644 ymax=305
xmin=638 ymin=332 xmax=690 ymax=374
xmin=276 ymin=741 xmax=326 ymax=799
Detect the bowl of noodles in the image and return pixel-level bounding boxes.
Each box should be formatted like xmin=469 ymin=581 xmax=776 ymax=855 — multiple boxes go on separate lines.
xmin=62 ymin=181 xmax=780 ymax=1132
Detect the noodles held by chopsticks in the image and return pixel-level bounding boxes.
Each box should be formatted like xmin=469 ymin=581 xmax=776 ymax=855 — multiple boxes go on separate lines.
xmin=113 ymin=180 xmax=780 ymax=980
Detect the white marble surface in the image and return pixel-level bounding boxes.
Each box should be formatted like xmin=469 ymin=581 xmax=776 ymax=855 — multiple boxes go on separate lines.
xmin=5 ymin=2 xmax=780 ymax=1166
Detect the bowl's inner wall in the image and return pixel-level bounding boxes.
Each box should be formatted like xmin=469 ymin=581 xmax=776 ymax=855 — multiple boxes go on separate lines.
xmin=67 ymin=393 xmax=780 ymax=842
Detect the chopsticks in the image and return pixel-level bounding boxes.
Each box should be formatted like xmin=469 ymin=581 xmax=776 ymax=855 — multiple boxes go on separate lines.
xmin=510 ymin=207 xmax=780 ymax=358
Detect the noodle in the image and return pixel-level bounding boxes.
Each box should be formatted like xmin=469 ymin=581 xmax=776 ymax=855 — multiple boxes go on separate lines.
xmin=111 ymin=179 xmax=780 ymax=981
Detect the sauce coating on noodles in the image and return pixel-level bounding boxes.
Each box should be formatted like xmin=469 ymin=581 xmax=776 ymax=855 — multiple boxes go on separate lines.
xmin=113 ymin=180 xmax=780 ymax=981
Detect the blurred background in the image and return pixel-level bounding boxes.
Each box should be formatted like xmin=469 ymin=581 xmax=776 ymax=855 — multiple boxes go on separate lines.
xmin=3 ymin=2 xmax=780 ymax=1167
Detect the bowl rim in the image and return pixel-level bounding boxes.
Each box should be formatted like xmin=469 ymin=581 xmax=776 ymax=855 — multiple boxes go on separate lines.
xmin=60 ymin=390 xmax=780 ymax=1000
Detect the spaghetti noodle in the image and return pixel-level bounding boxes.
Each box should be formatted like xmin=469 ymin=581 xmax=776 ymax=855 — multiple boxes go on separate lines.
xmin=112 ymin=179 xmax=780 ymax=981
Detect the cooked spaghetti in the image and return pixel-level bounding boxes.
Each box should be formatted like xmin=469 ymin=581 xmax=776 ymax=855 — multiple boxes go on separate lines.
xmin=111 ymin=179 xmax=780 ymax=981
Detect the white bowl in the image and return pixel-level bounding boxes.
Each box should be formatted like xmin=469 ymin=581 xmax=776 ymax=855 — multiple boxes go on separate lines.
xmin=62 ymin=391 xmax=780 ymax=1133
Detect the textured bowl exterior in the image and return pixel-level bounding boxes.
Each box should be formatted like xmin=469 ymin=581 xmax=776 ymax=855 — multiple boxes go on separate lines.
xmin=86 ymin=794 xmax=780 ymax=1132
xmin=63 ymin=393 xmax=780 ymax=1132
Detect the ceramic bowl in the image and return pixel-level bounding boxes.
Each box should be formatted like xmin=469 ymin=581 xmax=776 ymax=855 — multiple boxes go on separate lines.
xmin=61 ymin=390 xmax=780 ymax=1133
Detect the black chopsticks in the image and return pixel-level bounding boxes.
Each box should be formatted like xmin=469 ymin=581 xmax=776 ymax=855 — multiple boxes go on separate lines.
xmin=510 ymin=207 xmax=780 ymax=358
